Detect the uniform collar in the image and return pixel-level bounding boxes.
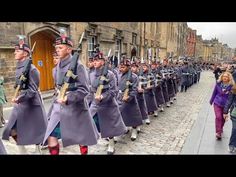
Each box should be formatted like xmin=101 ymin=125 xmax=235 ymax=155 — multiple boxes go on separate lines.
xmin=16 ymin=58 xmax=29 ymax=69
xmin=95 ymin=67 xmax=103 ymax=76
xmin=59 ymin=54 xmax=72 ymax=68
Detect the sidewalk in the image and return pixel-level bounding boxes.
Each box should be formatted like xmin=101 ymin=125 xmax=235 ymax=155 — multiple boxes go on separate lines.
xmin=181 ymin=79 xmax=233 ymax=154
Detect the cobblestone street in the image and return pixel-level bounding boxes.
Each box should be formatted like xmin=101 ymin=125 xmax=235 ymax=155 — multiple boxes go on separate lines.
xmin=1 ymin=71 xmax=217 ymax=155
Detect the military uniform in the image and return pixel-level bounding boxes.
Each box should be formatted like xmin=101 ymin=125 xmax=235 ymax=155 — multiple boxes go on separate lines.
xmin=160 ymin=65 xmax=170 ymax=107
xmin=43 ymin=32 xmax=99 ymax=155
xmin=2 ymin=37 xmax=47 ymax=154
xmin=180 ymin=61 xmax=190 ymax=92
xmin=117 ymin=59 xmax=143 ymax=140
xmin=89 ymin=51 xmax=127 ymax=154
xmin=132 ymin=62 xmax=149 ymax=124
xmin=151 ymin=63 xmax=165 ymax=111
xmin=143 ymin=62 xmax=158 ymax=114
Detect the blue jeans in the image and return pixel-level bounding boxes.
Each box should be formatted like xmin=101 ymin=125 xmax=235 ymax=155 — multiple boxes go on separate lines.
xmin=229 ymin=117 xmax=236 ymax=147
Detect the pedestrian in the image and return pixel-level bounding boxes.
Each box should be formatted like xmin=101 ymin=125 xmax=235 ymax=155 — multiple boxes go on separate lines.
xmin=223 ymin=84 xmax=236 ymax=153
xmin=0 ymin=76 xmax=7 ymax=128
xmin=2 ymin=35 xmax=47 ymax=154
xmin=210 ymin=71 xmax=234 ymax=140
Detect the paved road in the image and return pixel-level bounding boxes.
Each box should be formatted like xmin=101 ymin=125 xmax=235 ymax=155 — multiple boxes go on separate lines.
xmin=2 ymin=71 xmax=229 ymax=155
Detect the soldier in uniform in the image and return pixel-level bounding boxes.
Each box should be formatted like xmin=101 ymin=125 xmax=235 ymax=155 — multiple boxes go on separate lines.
xmin=131 ymin=61 xmax=150 ymax=126
xmin=53 ymin=52 xmax=60 ymax=66
xmin=43 ymin=31 xmax=99 ymax=155
xmin=151 ymin=61 xmax=165 ymax=112
xmin=86 ymin=56 xmax=100 ymax=132
xmin=117 ymin=59 xmax=143 ymax=141
xmin=89 ymin=51 xmax=127 ymax=154
xmin=142 ymin=60 xmax=159 ymax=117
xmin=160 ymin=59 xmax=171 ymax=107
xmin=164 ymin=59 xmax=176 ymax=104
xmin=108 ymin=55 xmax=120 ymax=87
xmin=2 ymin=35 xmax=47 ymax=154
xmin=180 ymin=60 xmax=190 ymax=92
xmin=86 ymin=56 xmax=95 ymax=106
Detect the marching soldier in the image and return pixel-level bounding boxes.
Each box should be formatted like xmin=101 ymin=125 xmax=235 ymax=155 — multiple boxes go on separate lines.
xmin=86 ymin=56 xmax=100 ymax=132
xmin=169 ymin=62 xmax=178 ymax=100
xmin=151 ymin=61 xmax=165 ymax=112
xmin=117 ymin=59 xmax=143 ymax=141
xmin=180 ymin=60 xmax=190 ymax=92
xmin=53 ymin=52 xmax=60 ymax=66
xmin=108 ymin=55 xmax=120 ymax=87
xmin=160 ymin=60 xmax=171 ymax=107
xmin=89 ymin=51 xmax=127 ymax=154
xmin=131 ymin=61 xmax=150 ymax=126
xmin=142 ymin=60 xmax=159 ymax=117
xmin=86 ymin=56 xmax=95 ymax=106
xmin=42 ymin=31 xmax=99 ymax=155
xmin=2 ymin=35 xmax=47 ymax=154
xmin=164 ymin=59 xmax=175 ymax=104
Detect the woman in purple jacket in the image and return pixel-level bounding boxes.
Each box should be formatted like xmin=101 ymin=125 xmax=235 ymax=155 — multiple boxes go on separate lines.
xmin=210 ymin=72 xmax=234 ymax=140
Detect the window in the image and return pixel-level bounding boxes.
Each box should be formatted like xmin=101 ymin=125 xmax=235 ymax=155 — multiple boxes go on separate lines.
xmin=88 ymin=36 xmax=97 ymax=57
xmin=115 ymin=39 xmax=121 ymax=59
xmin=132 ymin=33 xmax=137 ymax=45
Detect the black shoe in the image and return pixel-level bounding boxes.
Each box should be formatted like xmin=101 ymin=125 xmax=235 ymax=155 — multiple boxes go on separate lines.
xmin=216 ymin=133 xmax=222 ymax=140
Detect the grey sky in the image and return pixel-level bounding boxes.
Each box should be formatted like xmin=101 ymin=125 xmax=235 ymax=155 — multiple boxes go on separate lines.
xmin=187 ymin=22 xmax=236 ymax=49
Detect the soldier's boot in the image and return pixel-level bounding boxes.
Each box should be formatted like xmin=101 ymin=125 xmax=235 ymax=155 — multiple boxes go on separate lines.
xmin=170 ymin=98 xmax=174 ymax=104
xmin=173 ymin=96 xmax=177 ymax=100
xmin=34 ymin=144 xmax=42 ymax=154
xmin=107 ymin=138 xmax=115 ymax=155
xmin=137 ymin=126 xmax=141 ymax=134
xmin=154 ymin=110 xmax=158 ymax=117
xmin=145 ymin=118 xmax=150 ymax=125
xmin=18 ymin=145 xmax=28 ymax=154
xmin=48 ymin=144 xmax=60 ymax=155
xmin=79 ymin=145 xmax=88 ymax=155
xmin=160 ymin=105 xmax=164 ymax=112
xmin=131 ymin=128 xmax=138 ymax=141
xmin=166 ymin=102 xmax=171 ymax=107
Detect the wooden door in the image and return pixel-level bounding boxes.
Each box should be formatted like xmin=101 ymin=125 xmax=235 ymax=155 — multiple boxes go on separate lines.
xmin=31 ymin=32 xmax=55 ymax=91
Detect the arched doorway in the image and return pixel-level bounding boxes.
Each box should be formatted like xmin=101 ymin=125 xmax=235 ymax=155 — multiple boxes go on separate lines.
xmin=30 ymin=29 xmax=59 ymax=91
xmin=131 ymin=47 xmax=137 ymax=58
